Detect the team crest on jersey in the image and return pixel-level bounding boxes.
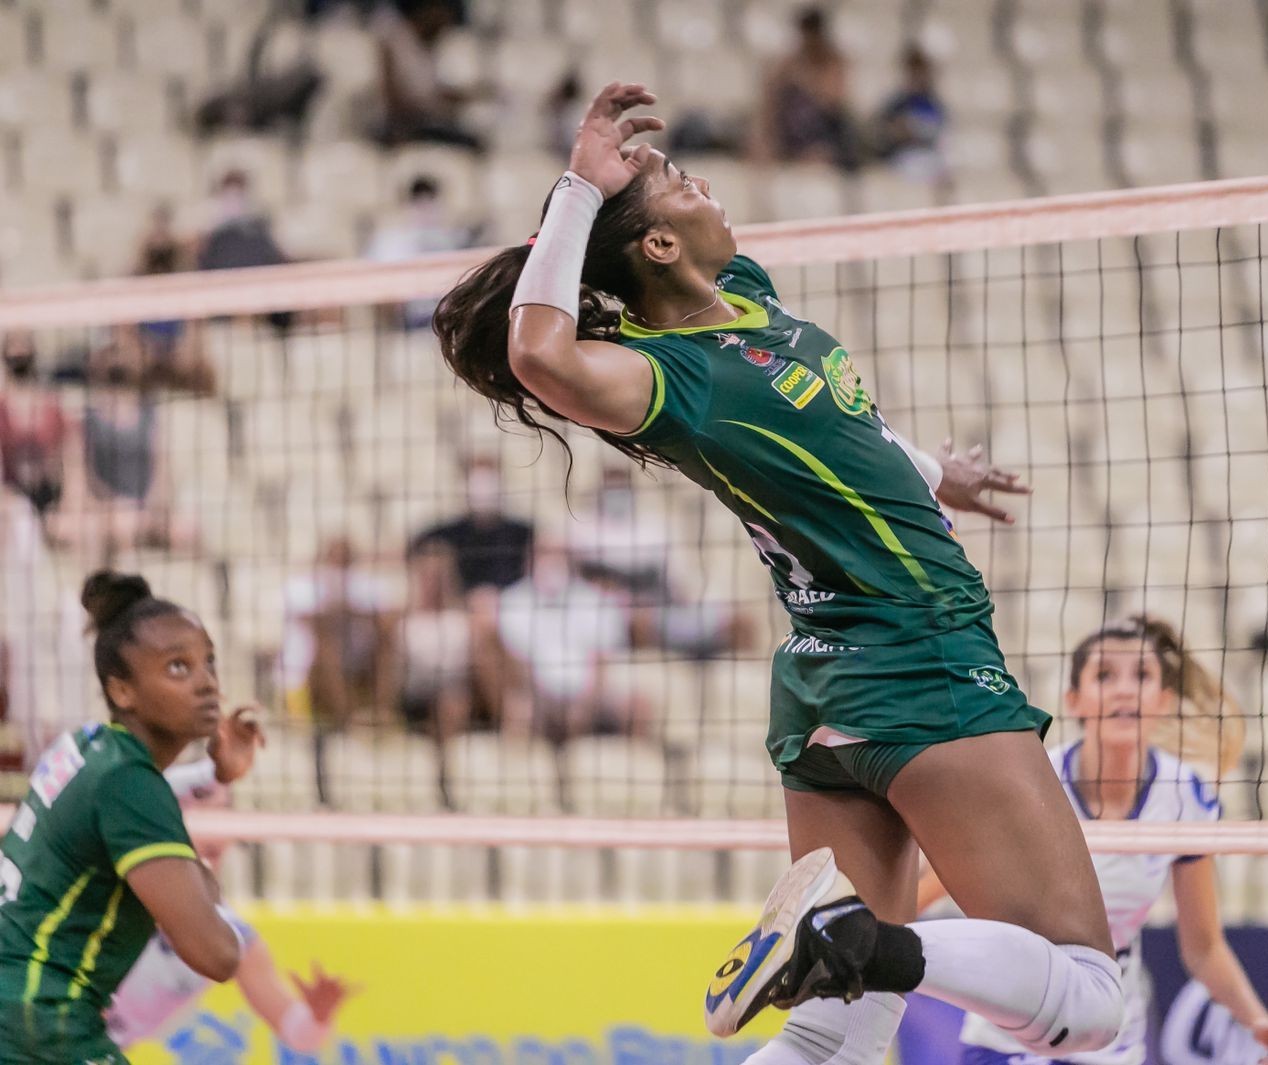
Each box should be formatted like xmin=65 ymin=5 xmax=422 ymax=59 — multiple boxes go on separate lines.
xmin=969 ymin=667 xmax=1011 ymax=695
xmin=721 ymin=332 xmax=789 ymax=377
xmin=821 ymin=348 xmax=872 ymax=415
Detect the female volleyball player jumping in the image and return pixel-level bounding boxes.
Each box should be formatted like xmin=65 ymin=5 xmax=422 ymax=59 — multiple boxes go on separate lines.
xmin=920 ymin=615 xmax=1268 ymax=1064
xmin=0 ymin=572 xmax=249 ymax=1064
xmin=434 ymin=81 xmax=1124 ymax=1062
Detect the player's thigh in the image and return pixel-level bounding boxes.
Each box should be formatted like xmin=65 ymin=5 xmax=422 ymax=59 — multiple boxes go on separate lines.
xmin=887 ymin=730 xmax=1111 ymax=952
xmin=784 ymin=786 xmax=919 ymax=924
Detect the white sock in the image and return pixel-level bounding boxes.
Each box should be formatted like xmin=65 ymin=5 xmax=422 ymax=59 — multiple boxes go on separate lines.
xmin=910 ymin=920 xmax=1123 ymax=1055
xmin=742 ymin=993 xmax=907 ymax=1065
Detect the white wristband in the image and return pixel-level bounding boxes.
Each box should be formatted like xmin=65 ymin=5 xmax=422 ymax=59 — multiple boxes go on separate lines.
xmin=164 ymin=757 xmax=217 ymax=800
xmin=280 ymin=1000 xmax=332 ymax=1053
xmin=509 ymin=171 xmax=603 ymax=323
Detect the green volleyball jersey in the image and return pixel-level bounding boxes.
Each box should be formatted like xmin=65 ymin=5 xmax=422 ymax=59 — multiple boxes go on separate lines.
xmin=0 ymin=722 xmax=196 ymax=1030
xmin=620 ymin=255 xmax=993 ymax=645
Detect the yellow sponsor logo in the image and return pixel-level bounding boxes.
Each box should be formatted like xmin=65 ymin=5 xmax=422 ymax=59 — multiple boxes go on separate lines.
xmin=771 ymin=362 xmax=825 ymax=409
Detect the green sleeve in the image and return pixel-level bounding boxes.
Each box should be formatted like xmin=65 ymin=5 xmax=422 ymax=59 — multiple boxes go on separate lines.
xmin=95 ymin=763 xmax=196 ymax=878
xmin=619 ymin=335 xmax=712 ymax=449
xmin=717 ymin=255 xmax=779 ymax=302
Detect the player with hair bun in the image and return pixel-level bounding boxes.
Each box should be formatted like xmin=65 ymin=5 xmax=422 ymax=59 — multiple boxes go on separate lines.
xmin=0 ymin=570 xmax=254 ymax=1064
xmin=921 ymin=614 xmax=1268 ymax=1064
xmin=437 ymin=80 xmax=1127 ymax=1062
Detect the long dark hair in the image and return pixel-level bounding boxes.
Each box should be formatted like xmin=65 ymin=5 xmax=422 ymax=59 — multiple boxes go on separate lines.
xmin=433 ymin=174 xmax=671 ymax=471
xmin=1069 ymin=613 xmax=1244 ymax=776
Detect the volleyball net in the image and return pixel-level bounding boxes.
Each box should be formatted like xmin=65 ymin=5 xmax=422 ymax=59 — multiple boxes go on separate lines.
xmin=1 ymin=177 xmax=1268 ymax=902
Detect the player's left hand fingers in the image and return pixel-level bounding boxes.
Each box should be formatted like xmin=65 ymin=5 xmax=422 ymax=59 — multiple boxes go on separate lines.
xmin=985 ymin=469 xmax=1032 ymax=494
xmin=969 ymin=500 xmax=1015 ymax=524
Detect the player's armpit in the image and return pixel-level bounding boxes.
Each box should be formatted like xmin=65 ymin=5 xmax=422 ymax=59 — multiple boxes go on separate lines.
xmin=508 ymin=307 xmax=653 ymax=433
xmin=126 ymin=857 xmax=241 ymax=982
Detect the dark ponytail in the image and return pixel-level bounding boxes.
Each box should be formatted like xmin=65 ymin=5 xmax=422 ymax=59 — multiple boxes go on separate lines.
xmin=433 ymin=173 xmax=671 ymax=471
xmin=82 ymin=570 xmax=183 ymax=711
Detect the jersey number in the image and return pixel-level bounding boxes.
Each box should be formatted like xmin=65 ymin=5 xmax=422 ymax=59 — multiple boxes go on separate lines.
xmin=744 ymin=522 xmax=814 ymax=589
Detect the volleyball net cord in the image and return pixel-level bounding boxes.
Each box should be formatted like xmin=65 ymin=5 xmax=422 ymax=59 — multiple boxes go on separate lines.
xmin=3 ymin=176 xmax=1268 ymax=858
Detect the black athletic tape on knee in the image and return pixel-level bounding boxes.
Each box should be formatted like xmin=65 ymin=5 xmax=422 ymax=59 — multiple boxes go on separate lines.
xmin=861 ymin=921 xmax=926 ymax=993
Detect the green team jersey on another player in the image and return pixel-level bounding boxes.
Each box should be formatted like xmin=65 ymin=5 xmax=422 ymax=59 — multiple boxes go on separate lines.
xmin=0 ymin=722 xmax=196 ymax=1062
xmin=619 ymin=255 xmax=992 ymax=647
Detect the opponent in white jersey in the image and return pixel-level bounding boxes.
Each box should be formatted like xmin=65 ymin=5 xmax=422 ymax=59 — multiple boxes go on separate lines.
xmin=107 ymin=729 xmax=352 ymax=1054
xmin=925 ymin=615 xmax=1268 ymax=1065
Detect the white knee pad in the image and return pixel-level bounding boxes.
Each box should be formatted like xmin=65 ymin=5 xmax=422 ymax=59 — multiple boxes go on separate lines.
xmin=1011 ymin=944 xmax=1124 ymax=1056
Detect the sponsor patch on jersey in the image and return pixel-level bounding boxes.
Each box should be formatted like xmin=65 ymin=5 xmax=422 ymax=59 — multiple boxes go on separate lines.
xmin=30 ymin=731 xmax=85 ymax=808
xmin=821 ymin=347 xmax=872 ymax=415
xmin=771 ymin=362 xmax=824 ymax=408
xmin=969 ymin=667 xmax=1011 ymax=695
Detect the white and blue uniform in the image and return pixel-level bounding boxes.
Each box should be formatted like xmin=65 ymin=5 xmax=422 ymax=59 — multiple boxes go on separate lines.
xmin=959 ymin=741 xmax=1221 ymax=1065
xmin=103 ymin=907 xmax=256 ymax=1048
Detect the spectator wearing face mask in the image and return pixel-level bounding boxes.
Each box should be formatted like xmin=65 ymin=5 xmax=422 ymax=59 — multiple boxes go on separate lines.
xmin=496 ymin=538 xmax=650 ymax=742
xmin=47 ymin=342 xmax=199 ymax=559
xmin=114 ymin=207 xmax=216 ymax=397
xmin=0 ymin=332 xmax=70 ymax=518
xmin=567 ymin=464 xmax=755 ymax=659
xmin=407 ymin=454 xmax=534 ymax=594
xmin=363 ymin=175 xmax=475 ymax=330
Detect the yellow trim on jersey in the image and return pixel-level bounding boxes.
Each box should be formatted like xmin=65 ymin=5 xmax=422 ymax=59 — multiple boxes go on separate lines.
xmin=618 ymin=291 xmax=769 ymax=338
xmin=700 ymin=454 xmax=780 ymax=523
xmin=24 ymin=870 xmax=92 ymax=1002
xmin=617 ymin=351 xmax=666 ymax=437
xmin=68 ymin=883 xmax=124 ymax=999
xmin=723 ymin=421 xmax=938 ymax=594
xmin=114 ymin=842 xmax=197 ymax=878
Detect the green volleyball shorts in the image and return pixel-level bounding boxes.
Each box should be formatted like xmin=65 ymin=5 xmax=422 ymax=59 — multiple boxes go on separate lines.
xmin=769 ymin=619 xmax=1051 ymax=798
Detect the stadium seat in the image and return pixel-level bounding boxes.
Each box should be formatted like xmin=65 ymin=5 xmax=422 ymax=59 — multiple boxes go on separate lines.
xmin=322 ymin=728 xmax=443 ymax=813
xmin=85 ymin=71 xmax=178 ymax=135
xmin=444 ymin=733 xmax=562 ymax=815
xmin=111 ymin=134 xmax=200 ymax=200
xmin=298 ymin=141 xmax=385 ymax=213
xmin=563 ymin=735 xmax=668 ymax=817
xmin=234 ymin=722 xmax=321 ymax=811
xmin=380 ymin=144 xmax=482 ymax=224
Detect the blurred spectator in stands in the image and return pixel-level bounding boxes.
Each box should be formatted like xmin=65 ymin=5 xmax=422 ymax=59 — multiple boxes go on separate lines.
xmin=545 ymin=70 xmax=587 ymax=161
xmin=0 ymin=332 xmax=70 ymax=521
xmin=568 ymin=464 xmax=755 ymax=659
xmin=871 ymin=44 xmax=950 ymax=185
xmin=197 ymin=170 xmax=289 ymax=272
xmin=364 ymin=175 xmax=474 ymax=329
xmin=408 ymin=454 xmax=533 ymax=594
xmin=365 ymin=0 xmax=483 ymax=149
xmin=496 ymin=538 xmax=649 ymax=742
xmin=197 ymin=170 xmax=293 ymax=332
xmin=114 ymin=206 xmax=216 ymax=396
xmin=48 ymin=341 xmax=198 ymax=558
xmin=281 ymin=538 xmax=400 ymax=735
xmin=195 ymin=4 xmax=323 ymax=138
xmin=752 ymin=6 xmax=862 ymax=172
xmin=400 ymin=538 xmax=489 ymax=740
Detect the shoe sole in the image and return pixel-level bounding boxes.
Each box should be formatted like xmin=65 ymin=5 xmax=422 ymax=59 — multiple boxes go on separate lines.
xmin=704 ymin=846 xmax=851 ymax=1037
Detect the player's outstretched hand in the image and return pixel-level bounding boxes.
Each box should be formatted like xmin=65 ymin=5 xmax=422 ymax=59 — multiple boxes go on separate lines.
xmin=934 ymin=438 xmax=1031 ymax=525
xmin=569 ymin=82 xmax=665 ymax=199
xmin=291 ymin=962 xmax=357 ymax=1023
xmin=208 ymin=705 xmax=266 ymax=785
